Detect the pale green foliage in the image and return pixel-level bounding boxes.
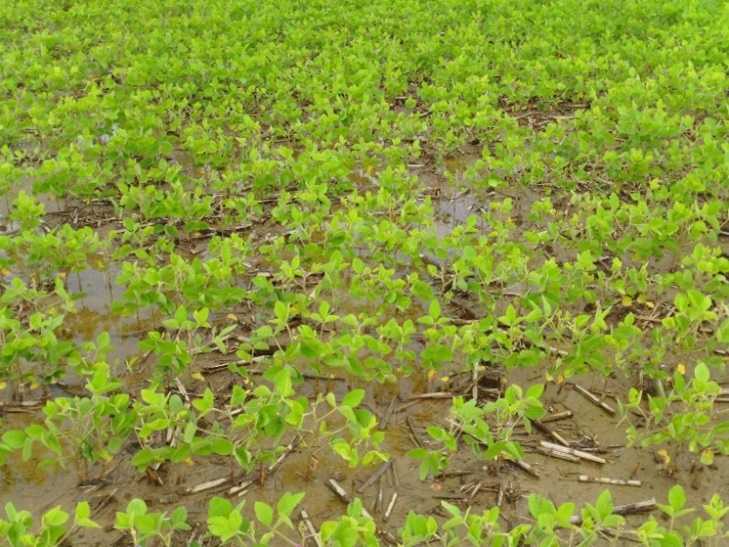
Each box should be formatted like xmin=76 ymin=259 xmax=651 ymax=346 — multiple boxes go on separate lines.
xmin=0 ymin=0 xmax=727 ymax=543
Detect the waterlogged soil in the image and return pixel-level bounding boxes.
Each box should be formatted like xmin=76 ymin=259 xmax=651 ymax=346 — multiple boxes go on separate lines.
xmin=2 ymin=170 xmax=727 ymax=545
xmin=3 ymin=1 xmax=729 ymax=544
xmin=5 ymin=363 xmax=729 ymax=545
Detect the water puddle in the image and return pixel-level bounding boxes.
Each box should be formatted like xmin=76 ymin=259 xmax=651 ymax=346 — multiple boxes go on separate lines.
xmin=64 ymin=266 xmax=154 ymax=366
xmin=433 ymin=191 xmax=481 ymax=238
xmin=0 ymin=177 xmax=65 ymax=226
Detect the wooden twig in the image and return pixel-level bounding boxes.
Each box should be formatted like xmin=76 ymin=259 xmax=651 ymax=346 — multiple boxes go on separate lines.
xmin=390 ymin=460 xmax=400 ymax=488
xmin=381 ymin=395 xmax=398 ymax=429
xmin=578 ymin=475 xmax=641 ymax=487
xmin=383 ymin=492 xmax=398 ymax=522
xmin=228 ymin=437 xmax=298 ymax=496
xmin=570 ymin=498 xmax=656 ymax=524
xmin=531 ymin=419 xmax=570 ymax=446
xmin=200 ymin=363 xmax=234 ymax=374
xmin=407 ymin=392 xmax=453 ymax=401
xmin=406 ymin=416 xmax=423 ymax=447
xmin=539 ymin=410 xmax=573 ymax=423
xmin=326 ymin=478 xmax=354 ymax=505
xmin=375 ymin=480 xmax=384 ymax=514
xmin=228 ymin=479 xmax=254 ymax=496
xmin=539 ymin=446 xmax=579 ymax=462
xmin=0 ymin=400 xmax=44 ymax=413
xmin=540 ymin=441 xmax=606 ymax=464
xmin=269 ymin=437 xmax=299 ymax=474
xmin=573 ymin=384 xmax=616 ymax=415
xmin=324 ymin=478 xmax=398 ymax=544
xmin=357 ymin=461 xmax=392 ymax=493
xmin=507 ymin=458 xmax=540 ymax=478
xmin=187 ymin=477 xmax=229 ymax=494
xmin=299 ymin=509 xmax=322 ymax=547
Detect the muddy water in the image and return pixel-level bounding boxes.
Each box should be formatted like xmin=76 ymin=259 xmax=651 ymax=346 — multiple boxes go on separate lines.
xmin=0 ymin=263 xmax=153 ymax=522
xmin=0 ymin=179 xmax=65 ymax=234
xmin=64 ymin=266 xmax=153 ymax=366
xmin=3 ymin=330 xmax=727 ymax=544
xmin=2 ymin=162 xmax=728 ymax=545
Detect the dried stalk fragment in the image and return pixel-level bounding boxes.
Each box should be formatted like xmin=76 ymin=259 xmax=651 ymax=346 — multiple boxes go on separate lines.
xmin=383 ymin=492 xmax=398 ymax=522
xmin=406 ymin=416 xmax=422 ymax=447
xmin=539 ymin=446 xmax=579 ymax=462
xmin=540 ymin=441 xmax=607 ymax=464
xmin=531 ymin=419 xmax=570 ymax=446
xmin=357 ymin=460 xmax=392 ymax=493
xmin=539 ymin=410 xmax=574 ymax=423
xmin=578 ymin=475 xmax=642 ymax=487
xmin=407 ymin=392 xmax=453 ymax=401
xmin=570 ymin=498 xmax=656 ymax=524
xmin=228 ymin=479 xmax=254 ymax=496
xmin=573 ymin=384 xmax=616 ymax=415
xmin=300 ymin=509 xmax=322 ymax=547
xmin=187 ymin=476 xmax=229 ymax=494
xmin=507 ymin=457 xmax=540 ymax=478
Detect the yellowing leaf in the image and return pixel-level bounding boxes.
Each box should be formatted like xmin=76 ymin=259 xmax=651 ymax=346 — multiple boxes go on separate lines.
xmin=656 ymin=449 xmax=671 ymax=466
xmin=700 ymin=449 xmax=714 ymax=466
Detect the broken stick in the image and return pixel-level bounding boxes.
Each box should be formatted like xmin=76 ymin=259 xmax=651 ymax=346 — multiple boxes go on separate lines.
xmin=383 ymin=492 xmax=398 ymax=522
xmin=406 ymin=416 xmax=423 ymax=447
xmin=570 ymin=498 xmax=656 ymax=524
xmin=507 ymin=457 xmax=540 ymax=478
xmin=228 ymin=479 xmax=254 ymax=496
xmin=531 ymin=418 xmax=570 ymax=446
xmin=539 ymin=410 xmax=574 ymax=423
xmin=228 ymin=437 xmax=299 ymax=496
xmin=540 ymin=441 xmax=607 ymax=464
xmin=326 ymin=479 xmax=397 ymax=544
xmin=380 ymin=395 xmax=398 ymax=429
xmin=539 ymin=446 xmax=579 ymax=463
xmin=406 ymin=392 xmax=453 ymax=401
xmin=573 ymin=384 xmax=616 ymax=415
xmin=299 ymin=509 xmax=322 ymax=547
xmin=187 ymin=476 xmax=229 ymax=494
xmin=578 ymin=475 xmax=641 ymax=487
xmin=357 ymin=461 xmax=392 ymax=493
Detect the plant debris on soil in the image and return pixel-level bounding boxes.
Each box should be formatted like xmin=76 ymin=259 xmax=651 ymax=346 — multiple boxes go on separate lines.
xmin=0 ymin=0 xmax=728 ymax=545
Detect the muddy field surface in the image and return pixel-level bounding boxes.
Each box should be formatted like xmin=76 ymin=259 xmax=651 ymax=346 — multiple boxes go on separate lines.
xmin=1 ymin=0 xmax=728 ymax=545
xmin=2 ymin=165 xmax=728 ymax=545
